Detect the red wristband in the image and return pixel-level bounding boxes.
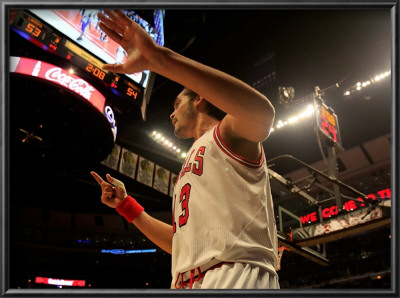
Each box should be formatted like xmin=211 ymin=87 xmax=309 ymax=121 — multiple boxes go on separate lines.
xmin=116 ymin=195 xmax=144 ymax=222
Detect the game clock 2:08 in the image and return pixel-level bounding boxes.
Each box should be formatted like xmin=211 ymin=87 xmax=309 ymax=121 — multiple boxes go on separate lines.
xmin=85 ymin=63 xmax=106 ymax=80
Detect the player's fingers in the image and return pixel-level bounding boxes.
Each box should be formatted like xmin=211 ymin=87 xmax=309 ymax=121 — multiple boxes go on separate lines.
xmin=104 ymin=185 xmax=114 ymax=193
xmin=97 ymin=22 xmax=124 ymax=45
xmin=101 ymin=192 xmax=114 ymax=204
xmin=90 ymin=171 xmax=105 ymax=185
xmin=97 ymin=10 xmax=125 ymax=36
xmin=103 ymin=9 xmax=131 ymax=27
xmin=102 ymin=62 xmax=126 ymax=73
xmin=106 ymin=174 xmax=125 ymax=189
xmin=102 ymin=190 xmax=114 ymax=198
xmin=100 ymin=10 xmax=141 ymax=44
xmin=114 ymin=9 xmax=135 ymax=27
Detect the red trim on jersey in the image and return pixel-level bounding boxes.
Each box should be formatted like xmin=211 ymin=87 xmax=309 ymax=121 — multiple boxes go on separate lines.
xmin=175 ymin=261 xmax=235 ymax=289
xmin=213 ymin=122 xmax=264 ymax=169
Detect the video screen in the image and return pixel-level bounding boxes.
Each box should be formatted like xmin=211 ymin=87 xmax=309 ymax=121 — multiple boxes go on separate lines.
xmin=29 ymin=9 xmax=165 ymax=89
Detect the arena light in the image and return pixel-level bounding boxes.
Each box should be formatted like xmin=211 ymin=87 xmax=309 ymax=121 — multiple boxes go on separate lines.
xmin=278 ymin=86 xmax=295 ymax=104
xmin=270 ymin=104 xmax=315 ymax=134
xmin=343 ymin=70 xmax=390 ymax=96
xmin=151 ymin=105 xmax=314 ymax=141
xmin=150 ymin=131 xmax=187 ymax=159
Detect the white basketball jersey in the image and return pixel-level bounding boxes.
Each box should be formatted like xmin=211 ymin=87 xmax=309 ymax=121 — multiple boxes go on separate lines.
xmin=171 ymin=122 xmax=278 ymax=288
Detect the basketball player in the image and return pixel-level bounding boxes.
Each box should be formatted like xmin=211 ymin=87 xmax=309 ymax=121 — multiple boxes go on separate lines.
xmin=91 ymin=9 xmax=279 ymax=289
xmin=77 ymin=13 xmax=92 ymax=41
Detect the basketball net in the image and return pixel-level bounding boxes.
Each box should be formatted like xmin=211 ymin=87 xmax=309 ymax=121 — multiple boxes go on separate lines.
xmin=277 ymin=246 xmax=289 ymax=271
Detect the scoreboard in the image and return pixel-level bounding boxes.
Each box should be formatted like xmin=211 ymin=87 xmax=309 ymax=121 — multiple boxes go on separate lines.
xmin=10 ymin=9 xmax=145 ymax=105
xmin=314 ymin=99 xmax=343 ymax=151
xmin=8 ymin=8 xmax=165 ymax=166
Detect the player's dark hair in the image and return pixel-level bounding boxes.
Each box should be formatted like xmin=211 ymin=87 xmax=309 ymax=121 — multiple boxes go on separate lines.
xmin=183 ymin=88 xmax=226 ymax=121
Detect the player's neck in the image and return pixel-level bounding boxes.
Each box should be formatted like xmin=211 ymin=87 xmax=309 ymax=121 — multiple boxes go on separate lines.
xmin=192 ymin=115 xmax=219 ymax=141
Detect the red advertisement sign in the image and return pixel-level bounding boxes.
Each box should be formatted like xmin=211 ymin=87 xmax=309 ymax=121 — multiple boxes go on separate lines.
xmin=35 ymin=276 xmax=86 ymax=287
xmin=299 ymin=188 xmax=391 ymax=224
xmin=10 ymin=56 xmax=106 ymax=114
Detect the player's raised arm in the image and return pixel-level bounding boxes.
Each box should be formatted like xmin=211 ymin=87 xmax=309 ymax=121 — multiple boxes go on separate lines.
xmin=97 ymin=9 xmax=274 ymax=144
xmin=91 ymin=171 xmax=173 ymax=254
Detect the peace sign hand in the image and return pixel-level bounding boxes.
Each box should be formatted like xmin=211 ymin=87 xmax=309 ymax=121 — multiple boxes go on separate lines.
xmin=90 ymin=171 xmax=128 ymax=208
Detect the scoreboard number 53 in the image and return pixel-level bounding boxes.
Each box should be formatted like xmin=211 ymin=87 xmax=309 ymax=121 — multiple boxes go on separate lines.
xmin=25 ymin=22 xmax=41 ymax=37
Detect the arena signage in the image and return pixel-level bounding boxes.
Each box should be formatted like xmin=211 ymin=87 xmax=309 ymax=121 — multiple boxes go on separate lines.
xmin=10 ymin=56 xmax=106 ymax=114
xmin=299 ymin=188 xmax=391 ymax=224
xmin=35 ymin=277 xmax=86 ymax=287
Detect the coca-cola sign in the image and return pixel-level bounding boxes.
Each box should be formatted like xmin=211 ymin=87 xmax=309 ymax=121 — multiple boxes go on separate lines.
xmin=10 ymin=56 xmax=106 ymax=114
xmin=45 ymin=67 xmax=95 ymax=100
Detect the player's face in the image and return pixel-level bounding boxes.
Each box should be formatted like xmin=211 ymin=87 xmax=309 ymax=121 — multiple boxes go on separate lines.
xmin=170 ymin=91 xmax=196 ymax=139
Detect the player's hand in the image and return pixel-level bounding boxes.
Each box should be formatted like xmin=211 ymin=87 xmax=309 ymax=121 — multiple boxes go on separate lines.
xmin=90 ymin=171 xmax=128 ymax=208
xmin=97 ymin=9 xmax=159 ymax=74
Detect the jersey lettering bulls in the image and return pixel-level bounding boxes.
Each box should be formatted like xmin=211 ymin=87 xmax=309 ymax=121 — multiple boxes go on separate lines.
xmin=171 ymin=122 xmax=278 ymax=289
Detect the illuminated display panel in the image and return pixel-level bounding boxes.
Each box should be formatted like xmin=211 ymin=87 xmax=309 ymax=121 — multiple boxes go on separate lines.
xmin=315 ymin=100 xmax=342 ymax=148
xmin=28 ymin=9 xmax=164 ymax=89
xmin=299 ymin=187 xmax=391 ymax=224
xmin=35 ymin=277 xmax=86 ymax=287
xmin=101 ymin=248 xmax=157 ymax=254
xmin=10 ymin=9 xmax=164 ymax=107
xmin=10 ymin=56 xmax=106 ymax=114
xmin=10 ymin=56 xmax=118 ymax=141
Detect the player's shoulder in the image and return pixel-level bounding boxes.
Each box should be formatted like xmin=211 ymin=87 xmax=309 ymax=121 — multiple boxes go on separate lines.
xmin=216 ymin=117 xmax=263 ymax=163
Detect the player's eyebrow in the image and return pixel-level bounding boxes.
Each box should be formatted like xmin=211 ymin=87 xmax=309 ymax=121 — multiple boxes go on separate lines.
xmin=173 ymin=97 xmax=181 ymax=109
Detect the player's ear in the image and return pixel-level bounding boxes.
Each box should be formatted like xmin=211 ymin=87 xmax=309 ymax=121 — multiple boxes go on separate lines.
xmin=194 ymin=96 xmax=204 ymax=107
xmin=194 ymin=96 xmax=210 ymax=115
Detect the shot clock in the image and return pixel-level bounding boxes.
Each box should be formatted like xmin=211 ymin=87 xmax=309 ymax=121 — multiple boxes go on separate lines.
xmin=314 ymin=99 xmax=343 ymax=151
